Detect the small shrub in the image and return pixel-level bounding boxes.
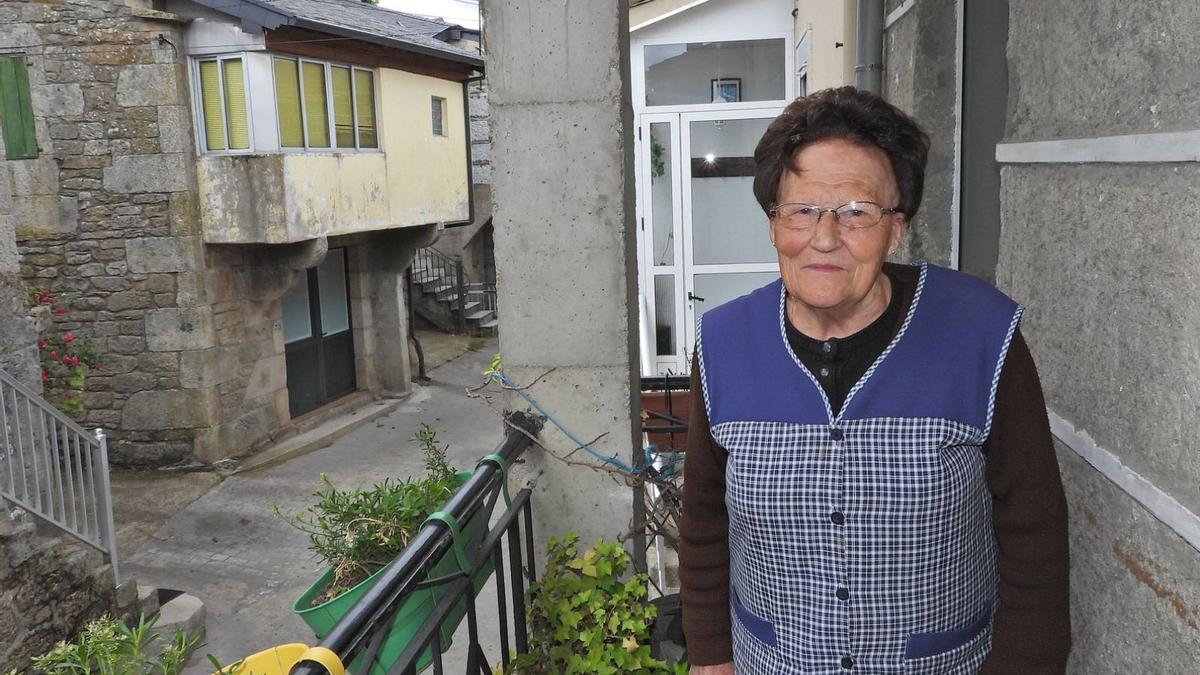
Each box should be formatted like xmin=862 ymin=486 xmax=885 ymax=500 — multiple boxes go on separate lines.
xmin=17 ymin=614 xmax=199 ymax=675
xmin=504 ymin=533 xmax=687 ymax=675
xmin=281 ymin=423 xmax=459 ymax=603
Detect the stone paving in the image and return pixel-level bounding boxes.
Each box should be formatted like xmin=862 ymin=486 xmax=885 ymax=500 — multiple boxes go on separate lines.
xmin=122 ymin=341 xmax=506 ymax=672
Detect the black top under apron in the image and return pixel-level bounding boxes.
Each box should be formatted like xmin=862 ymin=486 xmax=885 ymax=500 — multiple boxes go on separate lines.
xmin=785 ymin=272 xmax=904 ymax=416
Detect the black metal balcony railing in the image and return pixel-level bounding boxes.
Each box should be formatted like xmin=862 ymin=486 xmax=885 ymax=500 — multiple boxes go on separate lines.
xmin=289 ymin=412 xmax=545 ymax=675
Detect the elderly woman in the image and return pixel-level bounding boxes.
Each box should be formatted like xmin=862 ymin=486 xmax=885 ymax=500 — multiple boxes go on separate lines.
xmin=679 ymin=87 xmax=1070 ymax=675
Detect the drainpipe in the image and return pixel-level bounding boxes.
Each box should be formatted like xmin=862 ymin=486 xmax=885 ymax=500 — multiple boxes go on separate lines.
xmin=855 ymin=0 xmax=885 ymax=94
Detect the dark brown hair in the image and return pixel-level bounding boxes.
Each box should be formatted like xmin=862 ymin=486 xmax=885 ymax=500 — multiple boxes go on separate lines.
xmin=752 ymin=86 xmax=931 ymax=219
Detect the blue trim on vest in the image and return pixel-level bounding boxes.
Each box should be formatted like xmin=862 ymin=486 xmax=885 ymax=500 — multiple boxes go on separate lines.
xmin=699 ymin=263 xmax=1021 ymax=432
xmin=903 ymin=605 xmax=992 ymax=659
xmin=731 ymin=585 xmax=778 ymax=648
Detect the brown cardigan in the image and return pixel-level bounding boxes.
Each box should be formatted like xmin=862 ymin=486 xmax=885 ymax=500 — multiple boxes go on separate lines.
xmin=679 ymin=264 xmax=1071 ymax=673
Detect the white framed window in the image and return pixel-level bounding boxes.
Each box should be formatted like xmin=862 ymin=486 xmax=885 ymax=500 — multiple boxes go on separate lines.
xmin=431 ymin=96 xmax=446 ymax=136
xmin=273 ymin=56 xmax=379 ymax=151
xmin=194 ymin=54 xmax=253 ymax=153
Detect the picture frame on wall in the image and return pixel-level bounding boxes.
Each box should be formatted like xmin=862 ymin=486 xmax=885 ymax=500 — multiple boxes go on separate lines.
xmin=711 ymin=78 xmax=741 ymax=103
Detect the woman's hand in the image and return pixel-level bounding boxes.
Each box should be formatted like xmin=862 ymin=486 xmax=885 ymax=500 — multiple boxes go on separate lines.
xmin=690 ymin=663 xmax=734 ymax=675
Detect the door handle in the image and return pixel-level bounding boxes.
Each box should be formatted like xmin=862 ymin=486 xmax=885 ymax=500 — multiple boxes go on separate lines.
xmin=688 ymin=292 xmax=705 ymax=302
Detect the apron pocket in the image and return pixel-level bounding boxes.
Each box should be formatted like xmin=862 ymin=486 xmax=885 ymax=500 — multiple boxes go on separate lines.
xmin=903 ymin=606 xmax=991 ymax=660
xmin=731 ymin=585 xmax=778 ymax=648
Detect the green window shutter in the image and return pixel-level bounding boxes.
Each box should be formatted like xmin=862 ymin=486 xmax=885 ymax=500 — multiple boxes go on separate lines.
xmin=198 ymin=60 xmax=227 ymax=151
xmin=222 ymin=58 xmax=249 ymax=150
xmin=354 ymin=69 xmax=377 ymax=149
xmin=301 ymin=61 xmax=329 ymax=148
xmin=0 ymin=55 xmax=39 ymax=159
xmin=331 ymin=66 xmax=354 ymax=148
xmin=274 ymin=58 xmax=304 ymax=148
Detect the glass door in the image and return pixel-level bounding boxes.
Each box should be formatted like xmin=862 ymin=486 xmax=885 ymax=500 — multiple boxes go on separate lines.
xmin=639 ymin=113 xmax=686 ymax=375
xmin=679 ymin=110 xmax=780 ymax=361
xmin=281 ymin=248 xmax=357 ymax=417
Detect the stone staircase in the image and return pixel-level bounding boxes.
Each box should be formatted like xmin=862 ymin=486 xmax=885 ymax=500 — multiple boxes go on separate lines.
xmin=410 ymin=249 xmax=498 ymax=336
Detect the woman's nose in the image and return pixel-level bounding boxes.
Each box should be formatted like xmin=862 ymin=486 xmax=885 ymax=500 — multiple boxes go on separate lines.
xmin=808 ymin=210 xmax=841 ymax=251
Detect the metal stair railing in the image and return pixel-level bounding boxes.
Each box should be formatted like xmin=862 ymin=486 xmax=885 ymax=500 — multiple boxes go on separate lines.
xmin=0 ymin=367 xmax=118 ymax=581
xmin=412 ymin=246 xmax=498 ymax=332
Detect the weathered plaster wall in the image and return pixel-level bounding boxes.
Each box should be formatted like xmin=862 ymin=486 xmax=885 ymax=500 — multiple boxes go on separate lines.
xmin=381 ymin=69 xmax=470 ymax=227
xmin=487 ymin=0 xmax=640 ymax=550
xmin=881 ymin=0 xmax=955 ymax=267
xmin=992 ymin=0 xmax=1200 ymax=669
xmin=197 ymin=153 xmax=392 ymax=244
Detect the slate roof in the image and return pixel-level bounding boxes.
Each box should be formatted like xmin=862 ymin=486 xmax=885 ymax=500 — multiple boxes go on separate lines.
xmin=192 ymin=0 xmax=483 ymax=67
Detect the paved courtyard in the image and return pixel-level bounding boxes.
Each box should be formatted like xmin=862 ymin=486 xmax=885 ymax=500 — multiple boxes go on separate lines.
xmin=122 ymin=341 xmax=507 ymax=672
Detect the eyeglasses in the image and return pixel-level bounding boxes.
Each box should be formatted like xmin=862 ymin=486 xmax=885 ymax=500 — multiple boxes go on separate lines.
xmin=768 ymin=201 xmax=897 ymax=230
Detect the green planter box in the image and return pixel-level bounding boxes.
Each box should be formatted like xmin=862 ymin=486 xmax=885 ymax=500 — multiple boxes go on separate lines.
xmin=292 ymin=472 xmax=494 ymax=674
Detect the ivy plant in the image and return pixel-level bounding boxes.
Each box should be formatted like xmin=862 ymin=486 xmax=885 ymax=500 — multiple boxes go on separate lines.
xmin=503 ymin=533 xmax=687 ymax=675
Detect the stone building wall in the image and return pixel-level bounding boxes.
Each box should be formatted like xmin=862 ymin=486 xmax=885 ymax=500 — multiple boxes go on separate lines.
xmin=0 ymin=0 xmax=219 ymax=466
xmin=0 ymin=507 xmax=136 ymax=669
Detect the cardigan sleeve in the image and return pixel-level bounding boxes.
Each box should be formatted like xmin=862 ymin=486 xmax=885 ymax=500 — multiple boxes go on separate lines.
xmin=678 ymin=353 xmax=734 ymax=666
xmin=981 ymin=328 xmax=1072 ymax=674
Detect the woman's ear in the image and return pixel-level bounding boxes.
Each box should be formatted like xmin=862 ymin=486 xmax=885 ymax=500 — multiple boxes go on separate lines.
xmin=888 ymin=212 xmax=908 ymax=254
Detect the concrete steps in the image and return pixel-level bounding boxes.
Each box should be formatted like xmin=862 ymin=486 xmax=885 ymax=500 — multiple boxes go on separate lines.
xmin=410 ymin=266 xmax=498 ymax=336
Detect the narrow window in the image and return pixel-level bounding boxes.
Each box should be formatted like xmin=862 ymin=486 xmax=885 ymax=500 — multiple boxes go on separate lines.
xmin=196 ymin=56 xmax=249 ymax=152
xmin=354 ymin=69 xmax=377 ymax=148
xmin=222 ymin=59 xmax=249 ymax=149
xmin=431 ymin=96 xmax=447 ymax=137
xmin=274 ymin=57 xmax=304 ymax=148
xmin=331 ymin=65 xmax=355 ymax=148
xmin=301 ymin=61 xmax=330 ymax=148
xmin=0 ymin=55 xmax=38 ymax=159
xmin=198 ymin=60 xmax=226 ymax=151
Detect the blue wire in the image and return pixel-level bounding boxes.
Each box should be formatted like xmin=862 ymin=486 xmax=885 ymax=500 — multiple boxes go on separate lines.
xmin=488 ymin=371 xmax=646 ymax=475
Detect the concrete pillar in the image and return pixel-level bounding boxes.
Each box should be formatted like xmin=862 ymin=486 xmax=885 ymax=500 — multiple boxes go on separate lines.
xmin=486 ymin=1 xmax=640 ymax=551
xmin=368 ymin=225 xmax=437 ymax=396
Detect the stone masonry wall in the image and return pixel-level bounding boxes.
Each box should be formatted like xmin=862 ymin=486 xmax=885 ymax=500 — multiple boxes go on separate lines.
xmin=1 ymin=0 xmax=217 ymax=466
xmin=0 ymin=507 xmax=136 ymax=669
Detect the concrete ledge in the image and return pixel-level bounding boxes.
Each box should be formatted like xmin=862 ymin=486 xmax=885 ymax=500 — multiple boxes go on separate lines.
xmin=1049 ymin=408 xmax=1200 ymax=553
xmin=235 ymin=398 xmax=402 ymax=474
xmin=996 ymin=130 xmax=1200 ymax=164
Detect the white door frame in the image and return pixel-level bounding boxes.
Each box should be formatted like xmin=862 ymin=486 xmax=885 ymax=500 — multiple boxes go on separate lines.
xmin=636 ymin=106 xmax=784 ymax=375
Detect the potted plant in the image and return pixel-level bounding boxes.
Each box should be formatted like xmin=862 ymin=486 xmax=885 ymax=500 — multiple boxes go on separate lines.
xmin=284 ymin=424 xmax=490 ymax=674
xmin=503 ymin=533 xmax=688 ymax=674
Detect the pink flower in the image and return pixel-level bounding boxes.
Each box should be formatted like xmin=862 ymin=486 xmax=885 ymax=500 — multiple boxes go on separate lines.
xmin=41 ymin=369 xmax=48 ymax=384
xmin=38 ymin=339 xmax=47 ymax=352
xmin=62 ymin=332 xmax=76 ymax=344
xmin=54 ymin=307 xmax=65 ymax=314
xmin=49 ymin=350 xmax=57 ymax=358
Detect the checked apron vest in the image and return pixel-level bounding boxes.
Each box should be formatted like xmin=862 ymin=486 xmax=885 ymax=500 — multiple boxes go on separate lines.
xmin=696 ymin=263 xmax=1022 ymax=675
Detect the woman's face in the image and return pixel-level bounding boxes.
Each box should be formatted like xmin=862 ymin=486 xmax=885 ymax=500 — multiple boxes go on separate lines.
xmin=770 ymin=138 xmax=907 ymax=317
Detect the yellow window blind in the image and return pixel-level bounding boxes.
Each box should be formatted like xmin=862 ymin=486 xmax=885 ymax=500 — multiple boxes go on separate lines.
xmin=331 ymin=66 xmax=354 ymax=148
xmin=199 ymin=60 xmax=226 ymax=151
xmin=302 ymin=61 xmax=330 ymax=148
xmin=222 ymin=58 xmax=249 ymax=150
xmin=355 ymin=69 xmax=377 ymax=148
xmin=274 ymin=58 xmax=303 ymax=148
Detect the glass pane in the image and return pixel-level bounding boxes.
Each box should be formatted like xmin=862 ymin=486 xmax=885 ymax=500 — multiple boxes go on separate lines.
xmin=644 ymin=39 xmax=786 ymax=107
xmin=274 ymin=58 xmax=304 ymax=148
xmin=690 ymin=118 xmax=776 ymax=265
xmin=198 ymin=61 xmax=225 ymax=151
xmin=331 ymin=66 xmax=355 ymax=148
xmin=281 ymin=273 xmax=312 ymax=344
xmin=649 ymin=122 xmax=674 ymax=266
xmin=654 ymin=275 xmax=677 ymax=356
xmin=302 ymin=61 xmax=330 ymax=147
xmin=222 ymin=59 xmax=249 ymax=150
xmin=318 ymin=249 xmax=349 ymax=336
xmin=431 ymin=97 xmax=444 ymax=136
xmin=355 ymin=70 xmax=377 ymax=148
xmin=693 ymin=272 xmax=779 ymax=316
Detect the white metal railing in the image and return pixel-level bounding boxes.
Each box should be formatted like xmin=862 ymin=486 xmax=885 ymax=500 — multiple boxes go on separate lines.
xmin=0 ymin=368 xmax=118 ymax=581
